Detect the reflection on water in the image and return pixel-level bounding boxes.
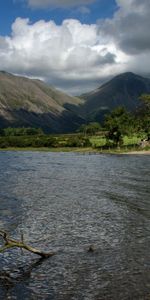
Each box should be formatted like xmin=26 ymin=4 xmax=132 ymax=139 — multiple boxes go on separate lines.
xmin=0 ymin=151 xmax=150 ymax=299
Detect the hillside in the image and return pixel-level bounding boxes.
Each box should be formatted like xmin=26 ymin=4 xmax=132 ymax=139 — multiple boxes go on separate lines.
xmin=0 ymin=71 xmax=150 ymax=132
xmin=0 ymin=71 xmax=84 ymax=133
xmin=79 ymin=72 xmax=150 ymax=122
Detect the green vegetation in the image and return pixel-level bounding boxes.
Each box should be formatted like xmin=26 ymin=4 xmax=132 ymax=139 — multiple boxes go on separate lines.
xmin=0 ymin=133 xmax=91 ymax=149
xmin=1 ymin=127 xmax=43 ymax=136
xmin=78 ymin=122 xmax=102 ymax=135
xmin=0 ymin=131 xmax=148 ymax=152
xmin=0 ymin=135 xmax=55 ymax=148
xmin=136 ymin=94 xmax=150 ymax=140
xmin=104 ymin=106 xmax=135 ymax=147
xmin=0 ymin=94 xmax=149 ymax=153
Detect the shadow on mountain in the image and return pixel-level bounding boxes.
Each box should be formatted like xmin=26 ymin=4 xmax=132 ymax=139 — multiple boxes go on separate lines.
xmin=0 ymin=108 xmax=85 ymax=133
xmin=1 ymin=71 xmax=150 ymax=131
xmin=79 ymin=72 xmax=150 ymax=122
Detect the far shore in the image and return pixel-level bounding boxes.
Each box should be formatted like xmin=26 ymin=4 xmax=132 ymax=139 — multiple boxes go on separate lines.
xmin=121 ymin=150 xmax=150 ymax=155
xmin=0 ymin=147 xmax=150 ymax=155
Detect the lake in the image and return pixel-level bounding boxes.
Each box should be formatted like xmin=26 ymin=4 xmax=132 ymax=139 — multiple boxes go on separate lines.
xmin=0 ymin=151 xmax=150 ymax=300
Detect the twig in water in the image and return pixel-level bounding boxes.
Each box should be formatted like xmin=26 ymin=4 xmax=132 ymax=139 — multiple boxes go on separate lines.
xmin=0 ymin=230 xmax=55 ymax=258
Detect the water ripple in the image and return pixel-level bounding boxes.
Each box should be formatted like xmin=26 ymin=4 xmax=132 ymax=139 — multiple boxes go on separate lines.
xmin=0 ymin=151 xmax=150 ymax=299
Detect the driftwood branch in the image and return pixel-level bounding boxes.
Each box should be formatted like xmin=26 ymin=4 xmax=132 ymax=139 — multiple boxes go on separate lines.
xmin=0 ymin=230 xmax=55 ymax=258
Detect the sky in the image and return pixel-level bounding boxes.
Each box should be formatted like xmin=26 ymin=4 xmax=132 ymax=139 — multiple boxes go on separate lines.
xmin=0 ymin=0 xmax=150 ymax=95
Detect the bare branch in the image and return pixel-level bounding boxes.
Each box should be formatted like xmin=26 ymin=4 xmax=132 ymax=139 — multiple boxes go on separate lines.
xmin=0 ymin=230 xmax=55 ymax=258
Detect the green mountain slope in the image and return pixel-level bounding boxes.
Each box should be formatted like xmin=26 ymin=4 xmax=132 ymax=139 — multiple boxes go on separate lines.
xmin=1 ymin=71 xmax=150 ymax=132
xmin=0 ymin=71 xmax=84 ymax=133
xmin=79 ymin=72 xmax=150 ymax=122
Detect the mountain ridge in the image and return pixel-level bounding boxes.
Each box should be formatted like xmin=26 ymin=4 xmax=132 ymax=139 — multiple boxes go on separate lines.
xmin=0 ymin=71 xmax=84 ymax=132
xmin=0 ymin=71 xmax=150 ymax=132
xmin=79 ymin=72 xmax=150 ymax=122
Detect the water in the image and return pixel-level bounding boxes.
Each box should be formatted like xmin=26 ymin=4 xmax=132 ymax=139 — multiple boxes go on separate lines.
xmin=0 ymin=151 xmax=149 ymax=300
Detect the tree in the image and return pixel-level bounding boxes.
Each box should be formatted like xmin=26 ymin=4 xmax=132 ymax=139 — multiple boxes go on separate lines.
xmin=0 ymin=128 xmax=4 ymax=136
xmin=138 ymin=94 xmax=150 ymax=140
xmin=66 ymin=135 xmax=91 ymax=147
xmin=139 ymin=94 xmax=150 ymax=110
xmin=104 ymin=106 xmax=134 ymax=147
xmin=78 ymin=122 xmax=101 ymax=136
xmin=3 ymin=127 xmax=44 ymax=136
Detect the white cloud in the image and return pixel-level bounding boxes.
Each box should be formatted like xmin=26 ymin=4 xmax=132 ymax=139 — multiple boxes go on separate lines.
xmin=0 ymin=0 xmax=150 ymax=94
xmin=27 ymin=0 xmax=95 ymax=8
xmin=100 ymin=0 xmax=150 ymax=55
xmin=0 ymin=17 xmax=119 ymax=94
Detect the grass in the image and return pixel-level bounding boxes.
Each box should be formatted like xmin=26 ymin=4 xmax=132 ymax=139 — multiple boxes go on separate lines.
xmin=123 ymin=135 xmax=142 ymax=146
xmin=0 ymin=146 xmax=95 ymax=152
xmin=90 ymin=136 xmax=106 ymax=147
xmin=90 ymin=134 xmax=145 ymax=147
xmin=0 ymin=133 xmax=149 ymax=154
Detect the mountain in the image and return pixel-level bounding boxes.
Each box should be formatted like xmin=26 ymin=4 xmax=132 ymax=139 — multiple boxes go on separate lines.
xmin=0 ymin=71 xmax=84 ymax=133
xmin=79 ymin=72 xmax=150 ymax=122
xmin=1 ymin=71 xmax=150 ymax=132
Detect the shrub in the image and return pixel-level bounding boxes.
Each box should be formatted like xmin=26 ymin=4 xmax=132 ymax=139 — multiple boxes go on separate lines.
xmin=66 ymin=136 xmax=91 ymax=147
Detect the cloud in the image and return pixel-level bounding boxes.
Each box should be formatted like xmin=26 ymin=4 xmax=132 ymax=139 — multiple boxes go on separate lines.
xmin=27 ymin=0 xmax=95 ymax=8
xmin=100 ymin=0 xmax=150 ymax=55
xmin=0 ymin=0 xmax=150 ymax=94
xmin=0 ymin=17 xmax=118 ymax=94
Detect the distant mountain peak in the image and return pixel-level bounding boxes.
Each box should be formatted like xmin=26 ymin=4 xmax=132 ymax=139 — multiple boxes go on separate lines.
xmin=0 ymin=70 xmax=12 ymax=75
xmin=1 ymin=71 xmax=150 ymax=131
xmin=115 ymin=71 xmax=136 ymax=77
xmin=104 ymin=71 xmax=146 ymax=84
xmin=79 ymin=72 xmax=150 ymax=123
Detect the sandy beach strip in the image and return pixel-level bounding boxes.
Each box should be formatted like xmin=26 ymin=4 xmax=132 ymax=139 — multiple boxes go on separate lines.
xmin=122 ymin=150 xmax=150 ymax=155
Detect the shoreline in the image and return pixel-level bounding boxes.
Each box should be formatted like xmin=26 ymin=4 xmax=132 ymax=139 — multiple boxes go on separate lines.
xmin=0 ymin=147 xmax=150 ymax=155
xmin=120 ymin=150 xmax=150 ymax=155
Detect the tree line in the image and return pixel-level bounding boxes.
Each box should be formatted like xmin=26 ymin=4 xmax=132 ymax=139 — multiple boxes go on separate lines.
xmin=0 ymin=94 xmax=149 ymax=149
xmin=78 ymin=94 xmax=150 ymax=147
xmin=0 ymin=127 xmax=43 ymax=136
